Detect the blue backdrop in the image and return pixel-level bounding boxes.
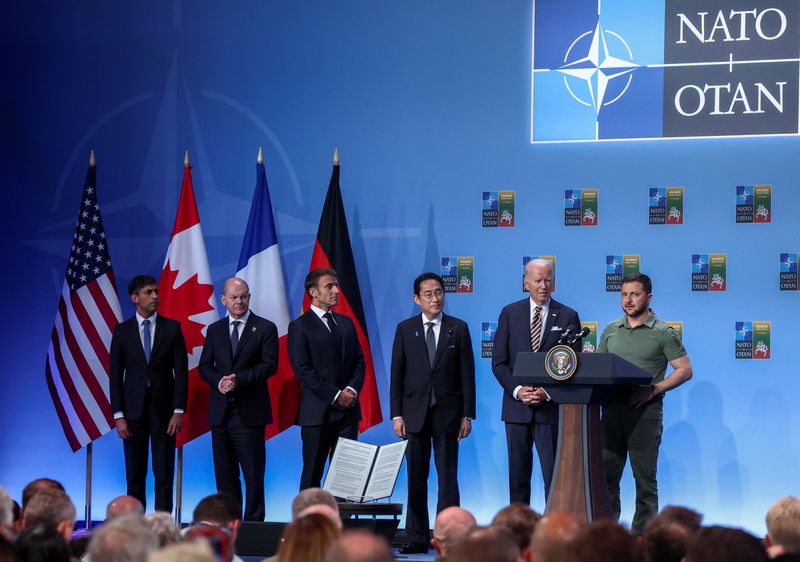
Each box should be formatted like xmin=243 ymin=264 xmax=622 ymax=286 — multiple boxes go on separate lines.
xmin=2 ymin=1 xmax=798 ymax=535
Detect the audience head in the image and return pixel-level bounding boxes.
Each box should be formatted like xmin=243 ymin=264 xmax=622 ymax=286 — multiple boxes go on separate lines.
xmin=643 ymin=505 xmax=703 ymax=562
xmin=106 ymin=495 xmax=144 ymax=521
xmin=184 ymin=525 xmax=234 ymax=562
xmin=685 ymin=525 xmax=767 ymax=562
xmin=148 ymin=541 xmax=215 ymax=562
xmin=324 ymin=529 xmax=394 ymax=562
xmin=298 ymin=504 xmax=343 ymax=530
xmin=566 ymin=520 xmax=640 ymax=562
xmin=0 ymin=487 xmax=12 ymax=542
xmin=432 ymin=506 xmax=478 ymax=558
xmin=449 ymin=525 xmax=522 ymax=562
xmin=0 ymin=535 xmax=13 ymax=562
xmin=14 ymin=524 xmax=71 ymax=562
xmin=21 ymin=479 xmax=64 ymax=509
xmin=143 ymin=512 xmax=182 ymax=547
xmin=277 ymin=512 xmax=340 ymax=562
xmin=291 ymin=488 xmax=339 ymax=520
xmin=22 ymin=488 xmax=76 ymax=541
xmin=492 ymin=503 xmax=542 ymax=551
xmin=766 ymin=496 xmax=800 ymax=555
xmin=192 ymin=493 xmax=242 ymax=541
xmin=87 ymin=514 xmax=158 ymax=562
xmin=528 ymin=511 xmax=582 ymax=562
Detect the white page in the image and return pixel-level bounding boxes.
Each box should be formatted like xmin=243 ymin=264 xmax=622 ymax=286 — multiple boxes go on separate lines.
xmin=322 ymin=438 xmax=377 ymax=500
xmin=364 ymin=440 xmax=407 ymax=500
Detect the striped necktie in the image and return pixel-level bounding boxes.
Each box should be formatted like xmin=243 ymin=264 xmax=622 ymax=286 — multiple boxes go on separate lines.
xmin=530 ymin=305 xmax=543 ymax=352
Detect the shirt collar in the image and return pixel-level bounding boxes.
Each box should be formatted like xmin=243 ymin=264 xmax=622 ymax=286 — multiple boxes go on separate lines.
xmin=421 ymin=312 xmax=443 ymax=326
xmin=622 ymin=310 xmax=656 ymax=329
xmin=309 ymin=304 xmax=330 ymax=319
xmin=228 ymin=309 xmax=251 ymax=326
xmin=136 ymin=312 xmax=157 ymax=325
xmin=529 ymin=297 xmax=550 ymax=311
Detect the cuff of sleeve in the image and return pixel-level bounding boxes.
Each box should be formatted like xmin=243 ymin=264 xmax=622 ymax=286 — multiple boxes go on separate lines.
xmin=113 ymin=411 xmax=124 ymax=420
xmin=512 ymin=385 xmax=523 ymax=400
xmin=331 ymin=390 xmax=341 ymax=405
xmin=392 ymin=416 xmax=403 ymax=421
xmin=542 ymin=389 xmax=551 ymax=401
xmin=174 ymin=409 xmax=184 ymax=414
xmin=346 ymin=386 xmax=358 ymax=398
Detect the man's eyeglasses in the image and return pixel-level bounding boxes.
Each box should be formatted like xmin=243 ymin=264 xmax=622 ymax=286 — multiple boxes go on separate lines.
xmin=420 ymin=290 xmax=444 ymax=301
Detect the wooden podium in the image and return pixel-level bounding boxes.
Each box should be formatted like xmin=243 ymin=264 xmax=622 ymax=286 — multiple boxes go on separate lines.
xmin=513 ymin=352 xmax=651 ymax=522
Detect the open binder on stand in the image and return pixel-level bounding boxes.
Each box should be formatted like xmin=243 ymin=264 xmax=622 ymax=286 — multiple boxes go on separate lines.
xmin=322 ymin=438 xmax=408 ymax=503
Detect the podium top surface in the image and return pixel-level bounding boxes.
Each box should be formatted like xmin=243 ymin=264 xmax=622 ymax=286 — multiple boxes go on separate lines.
xmin=513 ymin=352 xmax=653 ymax=387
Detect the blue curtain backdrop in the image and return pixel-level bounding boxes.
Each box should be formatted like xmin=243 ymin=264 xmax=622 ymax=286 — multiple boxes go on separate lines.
xmin=2 ymin=1 xmax=798 ymax=534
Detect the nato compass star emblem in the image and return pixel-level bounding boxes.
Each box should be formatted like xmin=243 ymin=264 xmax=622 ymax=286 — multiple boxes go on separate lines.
xmin=557 ymin=22 xmax=640 ymax=115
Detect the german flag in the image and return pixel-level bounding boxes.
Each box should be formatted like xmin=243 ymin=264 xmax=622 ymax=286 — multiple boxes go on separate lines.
xmin=303 ymin=154 xmax=383 ymax=432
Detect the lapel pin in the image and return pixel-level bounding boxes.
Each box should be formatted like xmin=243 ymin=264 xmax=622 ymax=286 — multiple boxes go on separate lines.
xmin=251 ymin=326 xmax=256 ymax=332
xmin=415 ymin=330 xmax=419 ymax=337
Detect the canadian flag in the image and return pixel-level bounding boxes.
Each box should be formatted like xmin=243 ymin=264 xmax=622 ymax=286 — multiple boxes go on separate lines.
xmin=158 ymin=151 xmax=218 ymax=447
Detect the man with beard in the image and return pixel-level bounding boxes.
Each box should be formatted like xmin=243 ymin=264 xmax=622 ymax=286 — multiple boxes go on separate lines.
xmin=599 ymin=273 xmax=693 ymax=535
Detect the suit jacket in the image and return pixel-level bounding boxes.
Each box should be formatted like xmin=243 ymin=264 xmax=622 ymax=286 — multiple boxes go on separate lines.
xmin=492 ymin=298 xmax=581 ymax=424
xmin=288 ymin=310 xmax=365 ymax=427
xmin=389 ymin=314 xmax=476 ymax=434
xmin=109 ymin=314 xmax=188 ymax=422
xmin=198 ymin=312 xmax=279 ymax=427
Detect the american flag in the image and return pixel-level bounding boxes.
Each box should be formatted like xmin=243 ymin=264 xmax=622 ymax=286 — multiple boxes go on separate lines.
xmin=45 ymin=158 xmax=122 ymax=452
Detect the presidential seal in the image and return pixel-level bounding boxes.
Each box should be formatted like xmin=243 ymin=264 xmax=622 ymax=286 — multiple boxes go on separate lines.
xmin=544 ymin=344 xmax=578 ymax=381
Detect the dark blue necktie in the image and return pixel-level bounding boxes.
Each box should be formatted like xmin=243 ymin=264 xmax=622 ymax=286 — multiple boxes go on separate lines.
xmin=142 ymin=318 xmax=151 ymax=363
xmin=230 ymin=320 xmax=241 ymax=356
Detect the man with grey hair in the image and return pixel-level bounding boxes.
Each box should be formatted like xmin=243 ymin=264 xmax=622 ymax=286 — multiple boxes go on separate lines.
xmin=290 ymin=487 xmax=339 ymax=520
xmin=87 ymin=514 xmax=158 ymax=562
xmin=766 ymin=496 xmax=800 ymax=558
xmin=492 ymin=258 xmax=581 ymax=505
xmin=431 ymin=506 xmax=477 ymax=560
xmin=22 ymin=488 xmax=76 ymax=542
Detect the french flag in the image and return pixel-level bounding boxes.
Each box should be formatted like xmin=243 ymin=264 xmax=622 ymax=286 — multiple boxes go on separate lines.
xmin=236 ymin=147 xmax=300 ymax=440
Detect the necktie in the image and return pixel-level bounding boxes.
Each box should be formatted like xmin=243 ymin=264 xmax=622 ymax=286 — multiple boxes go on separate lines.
xmin=230 ymin=320 xmax=241 ymax=356
xmin=142 ymin=318 xmax=151 ymax=363
xmin=530 ymin=306 xmax=543 ymax=352
xmin=323 ymin=312 xmax=339 ymax=336
xmin=425 ymin=321 xmax=437 ymax=367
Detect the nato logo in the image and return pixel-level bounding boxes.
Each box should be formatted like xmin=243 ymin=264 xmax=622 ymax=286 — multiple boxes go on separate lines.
xmin=565 ymin=190 xmax=581 ymax=209
xmin=736 ymin=186 xmax=754 ymax=205
xmin=481 ymin=321 xmax=497 ymax=358
xmin=441 ymin=257 xmax=457 ymax=277
xmin=606 ymin=255 xmax=623 ymax=275
xmin=531 ymin=0 xmax=800 ymax=142
xmin=650 ymin=189 xmax=666 ymax=208
xmin=691 ymin=254 xmax=708 ymax=274
xmin=780 ymin=252 xmax=798 ymax=290
xmin=735 ymin=321 xmax=752 ymax=342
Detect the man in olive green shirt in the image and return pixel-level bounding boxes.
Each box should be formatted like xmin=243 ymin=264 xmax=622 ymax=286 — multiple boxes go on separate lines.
xmin=598 ymin=273 xmax=693 ymax=535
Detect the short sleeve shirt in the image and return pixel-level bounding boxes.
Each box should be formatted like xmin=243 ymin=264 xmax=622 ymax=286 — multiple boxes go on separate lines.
xmin=598 ymin=311 xmax=687 ymax=415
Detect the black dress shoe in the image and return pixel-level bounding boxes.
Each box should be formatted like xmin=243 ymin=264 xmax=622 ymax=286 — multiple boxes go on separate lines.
xmin=399 ymin=543 xmax=429 ymax=554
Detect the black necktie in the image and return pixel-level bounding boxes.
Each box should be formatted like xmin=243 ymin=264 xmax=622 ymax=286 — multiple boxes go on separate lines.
xmin=425 ymin=321 xmax=437 ymax=367
xmin=230 ymin=320 xmax=241 ymax=356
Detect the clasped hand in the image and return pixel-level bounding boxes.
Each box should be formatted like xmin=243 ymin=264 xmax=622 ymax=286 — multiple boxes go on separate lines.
xmin=519 ymin=386 xmax=548 ymax=405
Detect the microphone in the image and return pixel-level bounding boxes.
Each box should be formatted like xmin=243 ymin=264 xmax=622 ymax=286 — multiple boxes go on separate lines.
xmin=568 ymin=327 xmax=591 ymax=345
xmin=557 ymin=329 xmax=573 ymax=344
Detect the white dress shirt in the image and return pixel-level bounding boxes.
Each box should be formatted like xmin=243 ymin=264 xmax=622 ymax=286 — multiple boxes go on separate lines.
xmin=308 ymin=305 xmax=357 ymax=404
xmin=513 ymin=298 xmax=551 ymax=401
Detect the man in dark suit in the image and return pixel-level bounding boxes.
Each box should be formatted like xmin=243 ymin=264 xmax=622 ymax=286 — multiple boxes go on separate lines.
xmin=110 ymin=274 xmax=188 ymax=513
xmin=390 ymin=272 xmax=476 ymax=555
xmin=492 ymin=259 xmax=581 ymax=506
xmin=288 ymin=267 xmax=365 ymax=491
xmin=199 ymin=277 xmax=278 ymax=521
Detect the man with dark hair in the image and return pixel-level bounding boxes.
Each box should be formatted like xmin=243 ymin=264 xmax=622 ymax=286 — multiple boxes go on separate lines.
xmin=199 ymin=278 xmax=279 ymax=522
xmin=491 ymin=503 xmax=541 ymax=552
xmin=22 ymin=488 xmax=76 ymax=542
xmin=599 ymin=272 xmax=693 ymax=534
xmin=528 ymin=511 xmax=582 ymax=562
xmin=449 ymin=526 xmax=521 ymax=562
xmin=390 ymin=272 xmax=475 ymax=554
xmin=492 ymin=259 xmax=581 ymax=506
xmin=288 ymin=267 xmax=365 ymax=490
xmin=642 ymin=506 xmax=703 ymax=562
xmin=110 ymin=274 xmax=188 ymax=513
xmin=685 ymin=526 xmax=768 ymax=562
xmin=566 ymin=520 xmax=640 ymax=562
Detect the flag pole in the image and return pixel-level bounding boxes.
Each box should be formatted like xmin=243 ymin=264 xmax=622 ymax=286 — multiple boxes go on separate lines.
xmin=175 ymin=446 xmax=183 ymax=524
xmin=84 ymin=442 xmax=93 ymax=529
xmin=84 ymin=148 xmax=97 ymax=531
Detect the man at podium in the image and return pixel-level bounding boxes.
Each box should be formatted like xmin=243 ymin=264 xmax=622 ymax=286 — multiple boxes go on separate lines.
xmin=492 ymin=259 xmax=581 ymax=506
xmin=598 ymin=272 xmax=693 ymax=534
